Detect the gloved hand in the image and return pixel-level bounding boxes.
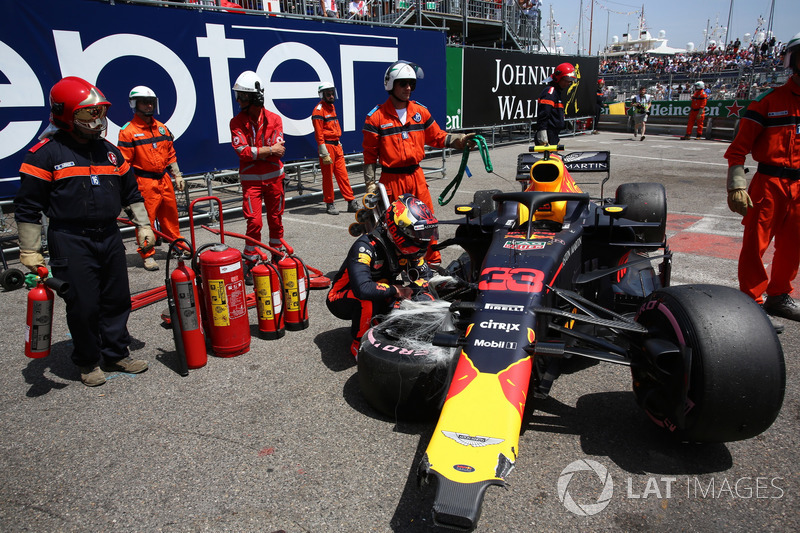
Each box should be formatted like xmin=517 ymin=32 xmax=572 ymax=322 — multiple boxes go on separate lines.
xmin=169 ymin=163 xmax=185 ymax=192
xmin=726 ymin=165 xmax=752 ymax=216
xmin=129 ymin=202 xmax=156 ymax=252
xmin=17 ymin=222 xmax=45 ymax=273
xmin=535 ymin=129 xmax=549 ymax=145
xmin=364 ymin=163 xmax=377 ymax=195
xmin=318 ymin=144 xmax=333 ymax=165
xmin=395 ymin=285 xmax=413 ymax=300
xmin=20 ymin=251 xmax=46 ymax=272
xmin=445 ymin=133 xmax=477 ymax=151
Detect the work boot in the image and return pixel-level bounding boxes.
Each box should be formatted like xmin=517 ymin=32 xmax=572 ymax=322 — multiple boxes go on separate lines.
xmin=680 ymin=135 xmax=690 ymax=140
xmin=326 ymin=203 xmax=339 ymax=215
xmin=640 ymin=135 xmax=646 ymax=141
xmin=104 ymin=356 xmax=149 ymax=374
xmin=243 ymin=263 xmax=254 ymax=286
xmin=347 ymin=199 xmax=360 ymax=213
xmin=591 ymin=130 xmax=600 ymax=135
xmin=143 ymin=257 xmax=159 ymax=271
xmin=78 ymin=364 xmax=106 ymax=387
xmin=763 ymin=294 xmax=800 ymax=322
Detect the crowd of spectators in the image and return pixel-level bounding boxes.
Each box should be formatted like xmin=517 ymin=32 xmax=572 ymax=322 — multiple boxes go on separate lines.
xmin=600 ymin=37 xmax=786 ymax=76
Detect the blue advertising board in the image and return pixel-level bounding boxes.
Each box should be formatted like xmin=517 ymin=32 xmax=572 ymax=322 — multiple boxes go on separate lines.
xmin=0 ymin=0 xmax=446 ymax=199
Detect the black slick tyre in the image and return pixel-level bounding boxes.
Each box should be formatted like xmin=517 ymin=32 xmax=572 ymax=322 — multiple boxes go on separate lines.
xmin=633 ymin=284 xmax=785 ymax=442
xmin=358 ymin=326 xmax=456 ymax=422
xmin=615 ymin=182 xmax=667 ymax=244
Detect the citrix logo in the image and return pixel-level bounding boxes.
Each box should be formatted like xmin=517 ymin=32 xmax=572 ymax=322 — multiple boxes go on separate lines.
xmin=479 ymin=319 xmax=520 ymax=332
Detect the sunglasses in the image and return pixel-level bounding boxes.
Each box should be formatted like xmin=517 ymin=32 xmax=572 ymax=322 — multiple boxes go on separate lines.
xmin=396 ymin=80 xmax=416 ymax=89
xmin=137 ymin=98 xmax=157 ymax=106
xmin=74 ymin=105 xmax=108 ymax=122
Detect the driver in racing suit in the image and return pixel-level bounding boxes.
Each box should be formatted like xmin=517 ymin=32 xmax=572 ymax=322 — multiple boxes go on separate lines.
xmin=327 ymin=194 xmax=438 ymax=359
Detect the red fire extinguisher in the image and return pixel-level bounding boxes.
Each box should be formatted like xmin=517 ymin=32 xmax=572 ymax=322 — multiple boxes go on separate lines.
xmin=276 ymin=247 xmax=309 ymax=331
xmin=167 ymin=238 xmax=207 ymax=373
xmin=198 ymin=243 xmax=251 ymax=357
xmin=25 ymin=266 xmax=69 ymax=359
xmin=252 ymin=261 xmax=285 ymax=339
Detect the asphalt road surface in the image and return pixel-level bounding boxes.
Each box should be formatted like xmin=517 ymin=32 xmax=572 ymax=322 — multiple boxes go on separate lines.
xmin=0 ymin=131 xmax=796 ymax=532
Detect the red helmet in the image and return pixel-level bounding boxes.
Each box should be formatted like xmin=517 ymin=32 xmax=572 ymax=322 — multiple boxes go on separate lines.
xmin=598 ymin=78 xmax=604 ymax=85
xmin=384 ymin=194 xmax=439 ymax=256
xmin=49 ymin=77 xmax=111 ymax=138
xmin=551 ymin=63 xmax=576 ymax=83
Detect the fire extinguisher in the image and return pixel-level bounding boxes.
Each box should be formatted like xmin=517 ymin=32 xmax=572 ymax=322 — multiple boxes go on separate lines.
xmin=25 ymin=266 xmax=69 ymax=359
xmin=252 ymin=261 xmax=285 ymax=339
xmin=276 ymin=252 xmax=309 ymax=331
xmin=197 ymin=243 xmax=251 ymax=357
xmin=166 ymin=238 xmax=207 ymax=374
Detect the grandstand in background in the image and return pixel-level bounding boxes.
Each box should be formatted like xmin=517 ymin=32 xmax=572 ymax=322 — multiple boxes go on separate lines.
xmin=140 ymin=0 xmax=544 ymax=51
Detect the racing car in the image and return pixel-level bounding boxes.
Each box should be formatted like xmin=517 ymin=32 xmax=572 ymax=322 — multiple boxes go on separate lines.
xmin=355 ymin=146 xmax=786 ymax=531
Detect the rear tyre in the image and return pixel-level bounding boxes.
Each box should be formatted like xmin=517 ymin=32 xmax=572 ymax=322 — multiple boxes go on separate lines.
xmin=633 ymin=284 xmax=785 ymax=442
xmin=615 ymin=182 xmax=667 ymax=243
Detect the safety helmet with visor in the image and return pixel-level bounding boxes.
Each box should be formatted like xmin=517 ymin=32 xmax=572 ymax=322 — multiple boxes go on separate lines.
xmin=549 ymin=62 xmax=576 ymax=84
xmin=384 ymin=194 xmax=439 ymax=257
xmin=318 ymin=81 xmax=338 ymax=100
xmin=129 ymin=85 xmax=159 ymax=116
xmin=232 ymin=70 xmax=265 ymax=107
xmin=784 ymin=32 xmax=800 ymax=74
xmin=384 ymin=60 xmax=424 ymax=92
xmin=694 ymin=81 xmax=705 ymax=90
xmin=49 ymin=76 xmax=111 ymax=140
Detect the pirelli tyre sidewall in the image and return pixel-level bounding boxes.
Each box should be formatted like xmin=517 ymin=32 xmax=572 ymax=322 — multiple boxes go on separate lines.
xmin=358 ymin=326 xmax=457 ymax=422
xmin=633 ymin=284 xmax=785 ymax=442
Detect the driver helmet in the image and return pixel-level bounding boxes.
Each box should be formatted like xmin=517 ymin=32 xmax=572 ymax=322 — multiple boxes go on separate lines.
xmin=318 ymin=81 xmax=338 ymax=100
xmin=384 ymin=60 xmax=424 ymax=92
xmin=232 ymin=70 xmax=265 ymax=107
xmin=49 ymin=76 xmax=111 ymax=139
xmin=384 ymin=194 xmax=439 ymax=257
xmin=548 ymin=62 xmax=576 ymax=84
xmin=129 ymin=85 xmax=159 ymax=116
xmin=784 ymin=32 xmax=800 ymax=74
xmin=694 ymin=81 xmax=705 ymax=91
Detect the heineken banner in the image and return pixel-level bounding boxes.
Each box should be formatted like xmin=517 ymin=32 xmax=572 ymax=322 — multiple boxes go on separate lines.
xmin=451 ymin=48 xmax=600 ymax=128
xmin=632 ymin=100 xmax=751 ymax=119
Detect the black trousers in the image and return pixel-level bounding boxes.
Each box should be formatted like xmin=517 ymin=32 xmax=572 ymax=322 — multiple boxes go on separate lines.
xmin=47 ymin=225 xmax=132 ymax=367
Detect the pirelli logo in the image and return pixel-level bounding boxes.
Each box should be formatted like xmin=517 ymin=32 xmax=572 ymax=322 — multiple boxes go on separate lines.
xmin=485 ymin=303 xmax=525 ymax=312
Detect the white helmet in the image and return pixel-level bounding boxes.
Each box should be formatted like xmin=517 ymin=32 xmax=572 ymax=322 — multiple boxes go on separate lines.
xmin=383 ymin=60 xmax=424 ymax=91
xmin=694 ymin=81 xmax=705 ymax=90
xmin=784 ymin=32 xmax=800 ymax=73
xmin=232 ymin=70 xmax=264 ymax=106
xmin=318 ymin=81 xmax=337 ymax=99
xmin=129 ymin=85 xmax=159 ymax=115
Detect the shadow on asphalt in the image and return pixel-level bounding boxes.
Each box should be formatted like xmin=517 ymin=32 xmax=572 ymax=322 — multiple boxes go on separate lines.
xmin=523 ymin=391 xmax=732 ymax=476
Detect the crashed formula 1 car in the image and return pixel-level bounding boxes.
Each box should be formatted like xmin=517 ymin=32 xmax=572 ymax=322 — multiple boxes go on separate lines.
xmin=356 ymin=146 xmax=786 ymax=531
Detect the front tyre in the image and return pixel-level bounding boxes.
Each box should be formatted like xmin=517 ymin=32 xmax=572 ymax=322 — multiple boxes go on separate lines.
xmin=633 ymin=284 xmax=785 ymax=442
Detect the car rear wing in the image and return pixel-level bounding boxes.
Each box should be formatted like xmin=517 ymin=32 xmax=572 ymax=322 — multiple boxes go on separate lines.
xmin=517 ymin=150 xmax=611 ymax=198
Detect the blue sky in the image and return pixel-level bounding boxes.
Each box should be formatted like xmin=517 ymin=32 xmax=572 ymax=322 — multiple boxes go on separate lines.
xmin=546 ymin=0 xmax=798 ymax=55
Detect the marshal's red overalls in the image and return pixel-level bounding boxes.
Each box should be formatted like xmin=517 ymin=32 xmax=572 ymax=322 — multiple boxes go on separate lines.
xmin=362 ymin=98 xmax=448 ymax=263
xmin=230 ymin=107 xmax=285 ymax=264
xmin=724 ymin=79 xmax=800 ymax=302
xmin=117 ymin=115 xmax=184 ymax=259
xmin=312 ymin=100 xmax=355 ymax=204
xmin=686 ymin=89 xmax=708 ymax=137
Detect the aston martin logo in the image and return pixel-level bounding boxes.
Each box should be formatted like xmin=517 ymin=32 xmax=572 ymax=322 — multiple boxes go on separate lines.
xmin=442 ymin=431 xmax=504 ymax=447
